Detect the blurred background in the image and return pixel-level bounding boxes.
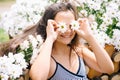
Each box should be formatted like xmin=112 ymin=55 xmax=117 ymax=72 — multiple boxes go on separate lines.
xmin=0 ymin=0 xmax=15 ymax=43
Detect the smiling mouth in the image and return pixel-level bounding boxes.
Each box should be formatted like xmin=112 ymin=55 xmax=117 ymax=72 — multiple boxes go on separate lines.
xmin=61 ymin=34 xmax=73 ymax=38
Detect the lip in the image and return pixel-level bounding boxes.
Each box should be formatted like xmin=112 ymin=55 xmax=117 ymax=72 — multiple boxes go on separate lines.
xmin=60 ymin=34 xmax=73 ymax=38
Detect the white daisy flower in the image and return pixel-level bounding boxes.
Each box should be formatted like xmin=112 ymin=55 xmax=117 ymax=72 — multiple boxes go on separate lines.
xmin=57 ymin=22 xmax=67 ymax=33
xmin=71 ymin=21 xmax=80 ymax=30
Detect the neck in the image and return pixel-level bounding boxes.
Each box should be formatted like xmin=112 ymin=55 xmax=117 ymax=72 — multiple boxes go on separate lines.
xmin=52 ymin=41 xmax=71 ymax=56
xmin=52 ymin=41 xmax=76 ymax=67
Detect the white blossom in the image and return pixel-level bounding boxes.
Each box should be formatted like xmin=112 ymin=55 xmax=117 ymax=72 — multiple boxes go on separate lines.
xmin=20 ymin=40 xmax=30 ymax=50
xmin=79 ymin=10 xmax=88 ymax=17
xmin=30 ymin=48 xmax=39 ymax=64
xmin=0 ymin=0 xmax=49 ymax=37
xmin=112 ymin=29 xmax=120 ymax=50
xmin=36 ymin=35 xmax=43 ymax=45
xmin=58 ymin=22 xmax=68 ymax=33
xmin=28 ymin=35 xmax=38 ymax=49
xmin=0 ymin=73 xmax=9 ymax=80
xmin=0 ymin=52 xmax=27 ymax=80
xmin=71 ymin=21 xmax=80 ymax=30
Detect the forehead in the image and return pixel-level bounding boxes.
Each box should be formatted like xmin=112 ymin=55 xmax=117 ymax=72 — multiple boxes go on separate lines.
xmin=54 ymin=10 xmax=75 ymax=24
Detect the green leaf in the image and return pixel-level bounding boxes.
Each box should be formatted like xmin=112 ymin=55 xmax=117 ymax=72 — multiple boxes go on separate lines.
xmin=16 ymin=43 xmax=33 ymax=63
xmin=101 ymin=1 xmax=106 ymax=13
xmin=24 ymin=45 xmax=33 ymax=62
xmin=105 ymin=17 xmax=119 ymax=38
xmin=95 ymin=17 xmax=103 ymax=28
xmin=112 ymin=17 xmax=119 ymax=25
xmin=116 ymin=26 xmax=120 ymax=30
xmin=119 ymin=6 xmax=120 ymax=10
xmin=91 ymin=9 xmax=96 ymax=14
xmin=77 ymin=6 xmax=83 ymax=12
xmin=48 ymin=0 xmax=58 ymax=3
xmin=108 ymin=0 xmax=112 ymax=2
xmin=84 ymin=3 xmax=91 ymax=16
xmin=106 ymin=24 xmax=114 ymax=38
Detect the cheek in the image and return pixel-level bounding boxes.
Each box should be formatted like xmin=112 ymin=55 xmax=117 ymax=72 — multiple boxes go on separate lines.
xmin=57 ymin=32 xmax=76 ymax=41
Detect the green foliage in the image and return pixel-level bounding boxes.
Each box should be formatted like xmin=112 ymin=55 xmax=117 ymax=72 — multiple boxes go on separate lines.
xmin=77 ymin=6 xmax=83 ymax=12
xmin=16 ymin=44 xmax=33 ymax=63
xmin=106 ymin=18 xmax=120 ymax=38
xmin=119 ymin=6 xmax=120 ymax=10
xmin=83 ymin=3 xmax=91 ymax=16
xmin=49 ymin=0 xmax=58 ymax=3
xmin=0 ymin=28 xmax=9 ymax=43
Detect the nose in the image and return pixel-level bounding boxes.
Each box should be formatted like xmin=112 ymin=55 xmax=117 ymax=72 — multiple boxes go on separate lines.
xmin=65 ymin=25 xmax=72 ymax=33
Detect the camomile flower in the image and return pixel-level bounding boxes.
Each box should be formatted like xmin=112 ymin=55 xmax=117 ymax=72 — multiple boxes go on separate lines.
xmin=71 ymin=21 xmax=80 ymax=30
xmin=57 ymin=22 xmax=67 ymax=33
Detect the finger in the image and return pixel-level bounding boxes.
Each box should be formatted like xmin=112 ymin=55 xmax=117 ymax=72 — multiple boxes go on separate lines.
xmin=47 ymin=20 xmax=54 ymax=32
xmin=52 ymin=21 xmax=59 ymax=31
xmin=48 ymin=20 xmax=54 ymax=27
xmin=75 ymin=29 xmax=84 ymax=36
xmin=77 ymin=18 xmax=84 ymax=23
xmin=54 ymin=26 xmax=59 ymax=31
xmin=78 ymin=18 xmax=88 ymax=23
xmin=77 ymin=18 xmax=85 ymax=27
xmin=48 ymin=20 xmax=58 ymax=31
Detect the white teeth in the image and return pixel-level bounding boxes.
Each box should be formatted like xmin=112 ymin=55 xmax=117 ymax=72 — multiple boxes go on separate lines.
xmin=62 ymin=35 xmax=71 ymax=38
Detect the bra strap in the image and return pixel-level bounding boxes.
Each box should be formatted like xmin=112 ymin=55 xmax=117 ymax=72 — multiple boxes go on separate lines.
xmin=51 ymin=56 xmax=57 ymax=63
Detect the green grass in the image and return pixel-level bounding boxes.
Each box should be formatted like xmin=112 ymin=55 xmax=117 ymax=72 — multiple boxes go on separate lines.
xmin=0 ymin=28 xmax=9 ymax=43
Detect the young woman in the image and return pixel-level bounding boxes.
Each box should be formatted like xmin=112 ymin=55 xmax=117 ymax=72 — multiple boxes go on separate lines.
xmin=29 ymin=2 xmax=114 ymax=80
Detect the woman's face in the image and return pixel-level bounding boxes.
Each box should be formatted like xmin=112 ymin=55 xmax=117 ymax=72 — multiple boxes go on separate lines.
xmin=54 ymin=10 xmax=76 ymax=45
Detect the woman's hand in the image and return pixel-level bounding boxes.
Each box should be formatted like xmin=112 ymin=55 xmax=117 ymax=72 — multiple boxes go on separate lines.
xmin=75 ymin=18 xmax=93 ymax=41
xmin=46 ymin=19 xmax=58 ymax=42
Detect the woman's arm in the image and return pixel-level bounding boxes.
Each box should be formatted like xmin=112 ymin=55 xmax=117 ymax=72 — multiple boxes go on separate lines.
xmin=29 ymin=37 xmax=54 ymax=80
xmin=29 ymin=20 xmax=58 ymax=80
xmin=82 ymin=35 xmax=114 ymax=74
xmin=75 ymin=18 xmax=114 ymax=74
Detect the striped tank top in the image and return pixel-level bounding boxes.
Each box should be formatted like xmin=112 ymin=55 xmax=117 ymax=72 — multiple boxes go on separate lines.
xmin=48 ymin=55 xmax=88 ymax=80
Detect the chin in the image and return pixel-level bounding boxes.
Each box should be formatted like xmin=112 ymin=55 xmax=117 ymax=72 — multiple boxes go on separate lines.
xmin=56 ymin=35 xmax=75 ymax=45
xmin=62 ymin=40 xmax=72 ymax=45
